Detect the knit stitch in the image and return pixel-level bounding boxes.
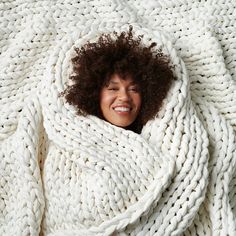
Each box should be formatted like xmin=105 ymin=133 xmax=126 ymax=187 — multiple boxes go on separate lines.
xmin=0 ymin=1 xmax=236 ymax=236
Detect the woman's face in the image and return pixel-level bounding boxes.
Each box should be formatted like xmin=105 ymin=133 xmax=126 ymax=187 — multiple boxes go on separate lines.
xmin=100 ymin=74 xmax=141 ymax=128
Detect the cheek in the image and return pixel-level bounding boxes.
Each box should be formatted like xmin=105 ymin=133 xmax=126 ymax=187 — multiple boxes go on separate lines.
xmin=134 ymin=95 xmax=142 ymax=110
xmin=100 ymin=91 xmax=114 ymax=110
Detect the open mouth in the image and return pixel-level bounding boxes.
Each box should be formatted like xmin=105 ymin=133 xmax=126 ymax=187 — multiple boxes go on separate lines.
xmin=113 ymin=107 xmax=131 ymax=112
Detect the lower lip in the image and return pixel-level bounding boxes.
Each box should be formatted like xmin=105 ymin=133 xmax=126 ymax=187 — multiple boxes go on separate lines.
xmin=113 ymin=110 xmax=131 ymax=115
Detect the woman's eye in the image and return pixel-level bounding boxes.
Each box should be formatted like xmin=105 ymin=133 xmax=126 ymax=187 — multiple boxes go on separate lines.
xmin=129 ymin=87 xmax=139 ymax=92
xmin=108 ymin=87 xmax=118 ymax=91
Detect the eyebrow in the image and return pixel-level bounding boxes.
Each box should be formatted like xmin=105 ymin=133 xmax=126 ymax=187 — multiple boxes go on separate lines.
xmin=109 ymin=81 xmax=119 ymax=85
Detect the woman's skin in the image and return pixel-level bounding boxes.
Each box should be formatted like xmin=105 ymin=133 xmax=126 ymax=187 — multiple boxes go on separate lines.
xmin=100 ymin=74 xmax=141 ymax=128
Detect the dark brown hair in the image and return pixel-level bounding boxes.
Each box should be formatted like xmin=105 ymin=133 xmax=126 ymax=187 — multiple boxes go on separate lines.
xmin=62 ymin=26 xmax=175 ymax=133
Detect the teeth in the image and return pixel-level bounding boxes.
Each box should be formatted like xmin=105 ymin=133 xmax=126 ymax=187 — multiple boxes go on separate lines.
xmin=114 ymin=107 xmax=130 ymax=112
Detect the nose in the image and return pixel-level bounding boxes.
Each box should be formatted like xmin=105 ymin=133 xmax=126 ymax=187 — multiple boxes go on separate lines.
xmin=118 ymin=89 xmax=130 ymax=102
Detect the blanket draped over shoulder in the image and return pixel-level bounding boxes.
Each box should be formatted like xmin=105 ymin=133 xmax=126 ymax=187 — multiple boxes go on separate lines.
xmin=0 ymin=1 xmax=236 ymax=236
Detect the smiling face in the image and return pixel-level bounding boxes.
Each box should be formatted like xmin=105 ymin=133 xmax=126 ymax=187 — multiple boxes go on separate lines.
xmin=100 ymin=74 xmax=142 ymax=128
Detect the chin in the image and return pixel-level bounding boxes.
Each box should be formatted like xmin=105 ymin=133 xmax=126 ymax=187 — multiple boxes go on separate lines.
xmin=114 ymin=122 xmax=133 ymax=128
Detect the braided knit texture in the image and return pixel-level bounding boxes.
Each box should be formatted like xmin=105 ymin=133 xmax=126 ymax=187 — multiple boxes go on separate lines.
xmin=0 ymin=0 xmax=236 ymax=235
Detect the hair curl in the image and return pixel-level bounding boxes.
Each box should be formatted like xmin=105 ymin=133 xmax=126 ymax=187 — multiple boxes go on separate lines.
xmin=62 ymin=26 xmax=175 ymax=133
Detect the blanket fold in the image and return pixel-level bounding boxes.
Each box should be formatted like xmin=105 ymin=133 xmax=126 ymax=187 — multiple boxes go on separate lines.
xmin=0 ymin=96 xmax=44 ymax=235
xmin=1 ymin=1 xmax=236 ymax=235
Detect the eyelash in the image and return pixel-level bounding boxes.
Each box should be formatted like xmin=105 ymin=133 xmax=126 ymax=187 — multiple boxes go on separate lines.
xmin=129 ymin=88 xmax=138 ymax=92
xmin=108 ymin=88 xmax=118 ymax=91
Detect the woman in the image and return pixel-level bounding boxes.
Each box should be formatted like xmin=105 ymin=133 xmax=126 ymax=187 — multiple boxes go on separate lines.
xmin=38 ymin=26 xmax=208 ymax=236
xmin=62 ymin=26 xmax=175 ymax=132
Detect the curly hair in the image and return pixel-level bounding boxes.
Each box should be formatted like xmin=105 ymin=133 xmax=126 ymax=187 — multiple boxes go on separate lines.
xmin=62 ymin=26 xmax=175 ymax=133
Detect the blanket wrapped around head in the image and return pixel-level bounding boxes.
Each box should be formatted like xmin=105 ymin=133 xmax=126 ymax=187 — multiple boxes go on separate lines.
xmin=38 ymin=24 xmax=208 ymax=235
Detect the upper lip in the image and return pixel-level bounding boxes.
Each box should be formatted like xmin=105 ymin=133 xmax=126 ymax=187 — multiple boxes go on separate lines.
xmin=113 ymin=104 xmax=131 ymax=109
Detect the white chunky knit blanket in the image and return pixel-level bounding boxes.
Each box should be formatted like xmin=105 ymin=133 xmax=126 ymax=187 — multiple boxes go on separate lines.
xmin=1 ymin=0 xmax=236 ymax=235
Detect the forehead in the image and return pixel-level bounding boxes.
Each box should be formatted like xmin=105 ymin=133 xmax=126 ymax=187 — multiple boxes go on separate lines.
xmin=108 ymin=74 xmax=136 ymax=85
